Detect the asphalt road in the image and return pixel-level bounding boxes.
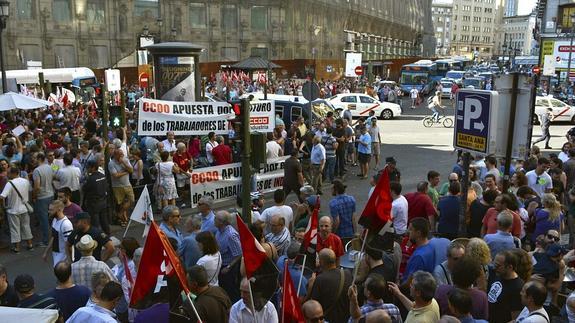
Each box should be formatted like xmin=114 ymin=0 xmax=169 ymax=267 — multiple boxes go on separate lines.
xmin=2 ymin=97 xmax=573 ymax=293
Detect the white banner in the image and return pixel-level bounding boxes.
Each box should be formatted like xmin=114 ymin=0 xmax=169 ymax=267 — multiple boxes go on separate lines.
xmin=190 ymin=157 xmax=288 ymax=208
xmin=137 ymin=98 xmax=233 ymax=136
xmin=249 ymin=100 xmax=275 ymax=133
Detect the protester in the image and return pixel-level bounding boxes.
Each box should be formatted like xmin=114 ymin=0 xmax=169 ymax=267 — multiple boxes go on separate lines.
xmin=71 ymin=235 xmax=116 ymax=289
xmin=185 ymin=265 xmax=232 ymax=323
xmin=46 ymin=261 xmax=91 ymax=321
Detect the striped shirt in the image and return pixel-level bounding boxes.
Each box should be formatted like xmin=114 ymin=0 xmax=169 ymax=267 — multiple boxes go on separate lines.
xmin=348 ymin=300 xmax=403 ymax=323
xmin=265 ymin=227 xmax=291 ymax=256
xmin=216 ymin=225 xmax=242 ymax=266
xmin=18 ymin=293 xmax=59 ymax=311
xmin=321 ymin=135 xmax=337 ymax=159
xmin=71 ymin=256 xmax=116 ymax=290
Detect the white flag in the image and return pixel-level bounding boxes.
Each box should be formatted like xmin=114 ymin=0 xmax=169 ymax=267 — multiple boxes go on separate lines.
xmin=130 ymin=186 xmax=154 ymax=236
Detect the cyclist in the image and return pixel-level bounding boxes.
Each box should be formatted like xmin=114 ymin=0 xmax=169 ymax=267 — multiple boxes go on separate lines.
xmin=427 ymin=91 xmax=443 ymax=122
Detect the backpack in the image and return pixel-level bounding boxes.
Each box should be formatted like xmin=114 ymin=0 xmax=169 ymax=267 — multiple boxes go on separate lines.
xmin=427 ymin=95 xmax=434 ymax=106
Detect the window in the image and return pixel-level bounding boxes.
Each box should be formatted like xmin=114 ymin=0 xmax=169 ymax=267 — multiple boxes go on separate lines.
xmin=485 ymin=8 xmax=492 ymax=13
xmin=54 ymin=45 xmax=76 ymax=67
xmin=189 ymin=3 xmax=207 ymax=28
xmin=462 ymin=26 xmax=469 ymax=31
xmin=53 ymin=0 xmax=71 ymax=23
xmin=551 ymin=99 xmax=566 ymax=107
xmin=474 ymin=16 xmax=481 ymax=22
xmin=89 ymin=46 xmax=109 ymax=68
xmin=463 ymin=16 xmax=470 ymax=21
xmin=341 ymin=96 xmax=357 ymax=103
xmin=17 ymin=0 xmax=34 ymax=20
xmin=221 ymin=47 xmax=239 ymax=61
xmin=251 ymin=47 xmax=268 ymax=58
xmin=473 ymin=26 xmax=480 ymax=32
xmin=86 ymin=0 xmax=105 ymax=25
xmin=463 ymin=5 xmax=471 ymax=11
xmin=221 ymin=4 xmax=238 ymax=30
xmin=251 ymin=6 xmax=267 ymax=31
xmin=474 ymin=6 xmax=481 ymax=12
xmin=20 ymin=44 xmax=41 ymax=62
xmin=275 ymin=106 xmax=284 ymax=120
xmin=360 ymin=96 xmax=375 ymax=104
xmin=536 ymin=98 xmax=547 ymax=107
xmin=291 ymin=106 xmax=302 ymax=122
xmin=135 ymin=0 xmax=159 ymax=18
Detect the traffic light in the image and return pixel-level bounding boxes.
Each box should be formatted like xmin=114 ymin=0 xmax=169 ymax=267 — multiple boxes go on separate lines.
xmin=228 ymin=100 xmax=243 ymax=142
xmin=109 ymin=105 xmax=124 ymax=128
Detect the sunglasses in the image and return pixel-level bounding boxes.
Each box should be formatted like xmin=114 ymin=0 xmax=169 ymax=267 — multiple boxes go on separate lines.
xmin=309 ymin=316 xmax=325 ymax=323
xmin=547 ymin=234 xmax=560 ymax=242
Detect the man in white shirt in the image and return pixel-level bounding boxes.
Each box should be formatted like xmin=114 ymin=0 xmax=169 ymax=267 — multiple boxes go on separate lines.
xmin=53 ymin=152 xmax=82 ymax=204
xmin=43 ymin=200 xmax=73 ymax=267
xmin=229 ymin=277 xmax=278 ymax=323
xmin=410 ymin=88 xmax=419 ymax=109
xmin=260 ymin=189 xmax=294 ymax=233
xmin=266 ymin=133 xmax=283 ymax=159
xmin=515 ymin=281 xmax=550 ymax=323
xmin=162 ymin=131 xmax=177 ymax=153
xmin=390 ymin=181 xmax=408 ymax=236
xmin=0 ymin=166 xmax=33 ymax=253
xmin=525 ymin=157 xmax=553 ymax=197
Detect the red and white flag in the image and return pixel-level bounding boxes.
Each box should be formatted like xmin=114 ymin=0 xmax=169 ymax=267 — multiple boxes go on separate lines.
xmin=281 ymin=261 xmax=305 ymax=323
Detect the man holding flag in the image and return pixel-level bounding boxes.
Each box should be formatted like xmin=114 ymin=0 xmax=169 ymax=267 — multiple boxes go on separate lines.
xmin=229 ymin=277 xmax=278 ymax=322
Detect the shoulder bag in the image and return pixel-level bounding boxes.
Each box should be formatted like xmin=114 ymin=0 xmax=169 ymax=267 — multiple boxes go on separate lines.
xmin=8 ymin=180 xmax=33 ymax=214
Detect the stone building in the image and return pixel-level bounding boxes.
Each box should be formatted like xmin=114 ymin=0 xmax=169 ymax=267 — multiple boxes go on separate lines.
xmin=9 ymin=0 xmax=435 ymax=79
xmin=432 ymin=0 xmax=454 ymax=57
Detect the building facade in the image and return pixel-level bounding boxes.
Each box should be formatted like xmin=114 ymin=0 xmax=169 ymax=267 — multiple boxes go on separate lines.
xmin=494 ymin=13 xmax=536 ymax=57
xmin=432 ymin=0 xmax=454 ymax=57
xmin=7 ymin=0 xmax=435 ymax=79
xmin=504 ymin=0 xmax=517 ymax=17
xmin=450 ymin=0 xmax=504 ymax=59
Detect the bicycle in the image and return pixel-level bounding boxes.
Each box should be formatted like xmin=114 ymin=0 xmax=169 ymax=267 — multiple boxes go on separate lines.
xmin=422 ymin=114 xmax=453 ymax=128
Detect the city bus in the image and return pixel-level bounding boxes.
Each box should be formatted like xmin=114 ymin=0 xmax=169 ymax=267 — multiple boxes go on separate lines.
xmin=399 ymin=60 xmax=440 ymax=94
xmin=452 ymin=57 xmax=473 ymax=70
xmin=435 ymin=59 xmax=457 ymax=78
xmin=1 ymin=67 xmax=101 ymax=103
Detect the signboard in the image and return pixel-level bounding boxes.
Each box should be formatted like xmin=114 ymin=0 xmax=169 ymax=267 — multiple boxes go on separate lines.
xmin=155 ymin=55 xmax=195 ymax=101
xmin=105 ymin=69 xmax=121 ymax=92
xmin=249 ymin=100 xmax=275 ymax=132
xmin=345 ymin=52 xmax=362 ymax=77
xmin=540 ymin=39 xmax=575 ymax=71
xmin=355 ymin=66 xmax=363 ymax=76
xmin=454 ymin=90 xmax=497 ymax=154
xmin=543 ymin=55 xmax=556 ymax=76
xmin=137 ymin=98 xmax=233 ymax=136
xmin=190 ymin=157 xmax=289 ymax=208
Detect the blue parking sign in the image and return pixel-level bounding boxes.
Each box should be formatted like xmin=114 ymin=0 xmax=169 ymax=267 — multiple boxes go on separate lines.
xmin=454 ymin=90 xmax=493 ymax=154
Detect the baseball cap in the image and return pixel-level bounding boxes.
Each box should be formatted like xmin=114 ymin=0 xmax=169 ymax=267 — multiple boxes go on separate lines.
xmin=300 ymin=185 xmax=314 ymax=196
xmin=306 ymin=195 xmax=320 ymax=208
xmin=14 ymin=274 xmax=34 ymax=293
xmin=76 ymin=212 xmax=91 ymax=221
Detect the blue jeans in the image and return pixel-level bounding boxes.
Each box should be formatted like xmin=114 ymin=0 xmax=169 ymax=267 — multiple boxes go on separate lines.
xmin=324 ymin=157 xmax=336 ymax=183
xmin=34 ymin=196 xmax=53 ymax=244
xmin=430 ymin=106 xmax=439 ymax=121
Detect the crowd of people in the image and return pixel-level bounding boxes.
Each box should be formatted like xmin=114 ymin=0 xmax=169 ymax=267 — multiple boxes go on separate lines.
xmin=0 ymin=75 xmax=575 ymax=323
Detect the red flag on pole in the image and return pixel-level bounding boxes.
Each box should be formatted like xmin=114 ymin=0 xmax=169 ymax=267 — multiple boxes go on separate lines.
xmin=61 ymin=92 xmax=69 ymax=108
xmin=130 ymin=221 xmax=189 ymax=307
xmin=282 ymin=261 xmax=305 ymax=323
xmin=302 ymin=196 xmax=320 ymax=253
xmin=358 ymin=167 xmax=393 ymax=232
xmin=236 ymin=214 xmax=279 ymax=311
xmin=119 ymin=250 xmax=134 ymax=289
xmin=236 ymin=214 xmax=268 ymax=278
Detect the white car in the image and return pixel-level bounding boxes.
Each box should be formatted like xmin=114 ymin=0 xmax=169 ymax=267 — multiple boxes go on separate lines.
xmin=534 ymin=96 xmax=575 ymax=124
xmin=440 ymin=80 xmax=454 ymax=98
xmin=328 ymin=93 xmax=402 ymax=120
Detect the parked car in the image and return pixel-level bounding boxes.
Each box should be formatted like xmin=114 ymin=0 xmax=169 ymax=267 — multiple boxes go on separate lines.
xmin=328 ymin=93 xmax=402 ymax=120
xmin=534 ymin=95 xmax=575 ymax=124
xmin=462 ymin=77 xmax=486 ymax=90
xmin=440 ymin=79 xmax=454 ymax=98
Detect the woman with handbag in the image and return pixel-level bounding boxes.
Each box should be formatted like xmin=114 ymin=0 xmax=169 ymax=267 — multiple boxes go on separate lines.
xmin=155 ymin=151 xmax=181 ymax=208
xmin=0 ymin=165 xmax=34 ymax=253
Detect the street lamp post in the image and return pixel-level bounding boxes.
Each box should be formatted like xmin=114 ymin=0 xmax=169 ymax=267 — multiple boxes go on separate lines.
xmin=0 ymin=1 xmax=9 ymax=94
xmin=566 ymin=14 xmax=575 ymax=87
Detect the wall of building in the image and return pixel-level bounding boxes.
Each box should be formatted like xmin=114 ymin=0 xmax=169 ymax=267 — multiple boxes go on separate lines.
xmin=6 ymin=0 xmax=435 ymax=79
xmin=432 ymin=2 xmax=454 ymax=56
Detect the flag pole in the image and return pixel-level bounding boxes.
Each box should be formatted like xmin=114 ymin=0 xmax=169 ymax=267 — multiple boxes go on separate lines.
xmin=352 ymin=229 xmax=369 ymax=284
xmin=122 ymin=219 xmax=132 ymax=238
xmin=282 ymin=262 xmax=287 ymax=323
xmin=248 ymin=278 xmax=259 ymax=323
xmin=296 ymin=254 xmax=306 ymax=297
xmin=184 ymin=291 xmax=203 ymax=323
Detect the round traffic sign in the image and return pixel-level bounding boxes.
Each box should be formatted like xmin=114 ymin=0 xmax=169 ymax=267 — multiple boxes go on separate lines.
xmin=557 ymin=56 xmax=562 ymax=62
xmin=139 ymin=72 xmax=149 ymax=89
xmin=354 ymin=66 xmax=363 ymax=76
xmin=302 ymin=81 xmax=320 ymax=101
xmin=532 ymin=66 xmax=541 ymax=74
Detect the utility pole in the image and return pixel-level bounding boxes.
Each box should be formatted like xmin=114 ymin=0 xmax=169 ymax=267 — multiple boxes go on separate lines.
xmin=240 ymin=98 xmax=252 ymax=223
xmin=502 ymin=73 xmax=519 ymax=192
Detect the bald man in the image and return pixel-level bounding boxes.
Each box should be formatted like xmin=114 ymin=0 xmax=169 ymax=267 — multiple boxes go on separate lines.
xmin=265 ymin=214 xmax=291 ymax=256
xmin=307 ymin=248 xmax=352 ymax=323
xmin=316 ymin=216 xmax=344 ymax=266
xmin=366 ymin=309 xmax=392 ymax=323
xmin=302 ymin=300 xmax=324 ymax=323
xmin=229 ymin=277 xmax=278 ymax=323
xmin=439 ymin=173 xmax=459 ymax=196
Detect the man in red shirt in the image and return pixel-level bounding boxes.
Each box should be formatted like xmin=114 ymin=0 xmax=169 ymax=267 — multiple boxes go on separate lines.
xmin=404 ymin=181 xmax=437 ymax=229
xmin=172 ymin=142 xmax=192 ymax=204
xmin=481 ymin=193 xmax=522 ymax=237
xmin=316 ymin=216 xmax=344 ymax=267
xmin=211 ymin=136 xmax=233 ymax=166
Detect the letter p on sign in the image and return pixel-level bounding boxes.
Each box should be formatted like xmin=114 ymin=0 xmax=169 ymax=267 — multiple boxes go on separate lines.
xmin=463 ymin=98 xmax=482 ymax=130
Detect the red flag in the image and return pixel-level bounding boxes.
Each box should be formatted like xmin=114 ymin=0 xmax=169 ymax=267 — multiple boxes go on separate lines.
xmin=359 ymin=167 xmax=392 ymax=232
xmin=130 ymin=222 xmax=189 ymax=307
xmin=222 ymin=72 xmax=228 ymax=84
xmin=302 ymin=196 xmax=320 ymax=253
xmin=236 ymin=214 xmax=268 ymax=278
xmin=61 ymin=92 xmax=69 ymax=108
xmin=282 ymin=261 xmax=304 ymax=323
xmin=232 ymin=71 xmax=239 ymax=82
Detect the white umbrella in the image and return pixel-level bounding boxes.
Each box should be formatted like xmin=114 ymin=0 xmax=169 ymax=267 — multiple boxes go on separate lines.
xmin=0 ymin=91 xmax=54 ymax=111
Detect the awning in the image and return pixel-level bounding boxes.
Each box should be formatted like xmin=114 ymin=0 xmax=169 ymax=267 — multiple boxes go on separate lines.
xmin=514 ymin=56 xmax=538 ymax=65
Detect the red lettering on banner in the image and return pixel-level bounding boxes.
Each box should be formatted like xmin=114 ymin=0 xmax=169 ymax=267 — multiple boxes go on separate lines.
xmin=142 ymin=102 xmax=171 ymax=113
xmin=559 ymin=46 xmax=575 ymax=52
xmin=250 ymin=117 xmax=269 ymax=125
xmin=191 ymin=171 xmax=219 ymax=184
